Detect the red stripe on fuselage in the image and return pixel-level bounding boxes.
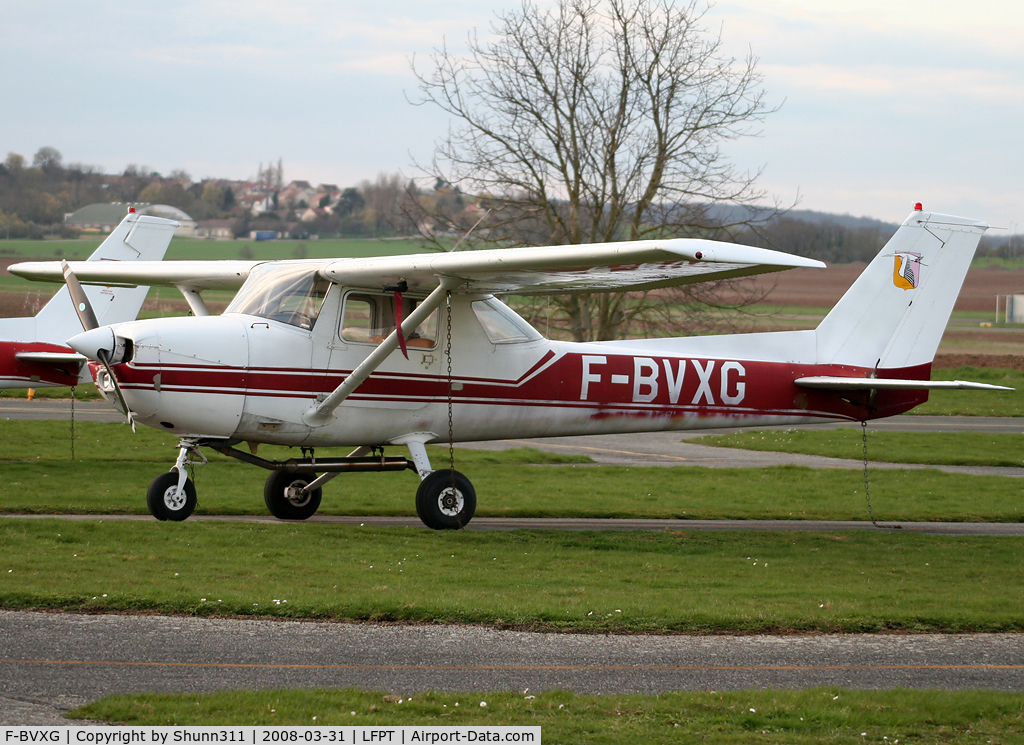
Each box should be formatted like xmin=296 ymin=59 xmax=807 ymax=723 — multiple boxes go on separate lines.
xmin=111 ymin=350 xmax=929 ymax=422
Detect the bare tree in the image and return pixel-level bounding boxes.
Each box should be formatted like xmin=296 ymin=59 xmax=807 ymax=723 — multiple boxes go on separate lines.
xmin=413 ymin=0 xmax=780 ymax=341
xmin=359 ymin=172 xmax=420 ymax=235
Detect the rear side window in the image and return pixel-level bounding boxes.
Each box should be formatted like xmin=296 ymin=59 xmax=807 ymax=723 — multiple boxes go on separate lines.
xmin=471 ymin=298 xmax=543 ymax=344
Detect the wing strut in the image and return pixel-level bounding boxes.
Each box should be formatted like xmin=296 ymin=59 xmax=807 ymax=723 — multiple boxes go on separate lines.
xmin=174 ymin=285 xmax=211 ymax=317
xmin=302 ymin=278 xmax=458 ymax=427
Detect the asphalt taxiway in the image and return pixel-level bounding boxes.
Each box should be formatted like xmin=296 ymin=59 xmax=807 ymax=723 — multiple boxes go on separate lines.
xmin=3 ymin=611 xmax=1024 ymax=726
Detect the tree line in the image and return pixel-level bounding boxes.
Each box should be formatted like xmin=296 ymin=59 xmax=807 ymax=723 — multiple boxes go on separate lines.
xmin=0 ymin=147 xmax=422 ymax=240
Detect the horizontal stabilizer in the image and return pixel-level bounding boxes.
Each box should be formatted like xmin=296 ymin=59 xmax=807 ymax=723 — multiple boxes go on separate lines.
xmin=14 ymin=351 xmax=87 ymax=364
xmin=8 ymin=260 xmax=261 ymax=291
xmin=794 ymin=376 xmax=1012 ymax=391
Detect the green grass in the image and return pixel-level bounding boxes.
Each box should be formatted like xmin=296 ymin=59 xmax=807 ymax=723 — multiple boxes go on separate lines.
xmin=70 ymin=688 xmax=1024 ymax=743
xmin=3 ymin=518 xmax=1023 ymax=632
xmin=0 ymin=385 xmax=103 ymax=400
xmin=0 ymin=239 xmax=98 ymax=261
xmin=165 ymin=237 xmax=429 ymax=261
xmin=693 ymin=429 xmax=1024 ymax=467
xmin=0 ymin=236 xmax=433 ymax=262
xmin=914 ymin=367 xmax=1024 ymax=416
xmin=3 ymin=421 xmax=1024 ymax=521
xmin=970 ymin=256 xmax=1024 ymax=269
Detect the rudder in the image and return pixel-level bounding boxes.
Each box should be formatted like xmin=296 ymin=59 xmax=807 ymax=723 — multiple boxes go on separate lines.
xmin=814 ymin=208 xmax=988 ymax=371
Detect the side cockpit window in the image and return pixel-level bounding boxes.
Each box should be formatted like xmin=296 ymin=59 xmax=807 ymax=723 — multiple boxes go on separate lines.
xmin=341 ymin=293 xmax=438 ymax=348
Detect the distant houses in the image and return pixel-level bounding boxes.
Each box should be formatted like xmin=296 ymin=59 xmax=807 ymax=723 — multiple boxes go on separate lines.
xmin=194 ymin=219 xmax=235 ymax=239
xmin=60 ymin=175 xmax=473 ymax=241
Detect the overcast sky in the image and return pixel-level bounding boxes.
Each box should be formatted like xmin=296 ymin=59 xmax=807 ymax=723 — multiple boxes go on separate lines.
xmin=2 ymin=0 xmax=1022 ymax=230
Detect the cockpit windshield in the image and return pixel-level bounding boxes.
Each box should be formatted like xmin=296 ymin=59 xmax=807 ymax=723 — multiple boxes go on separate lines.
xmin=225 ymin=263 xmax=331 ymax=330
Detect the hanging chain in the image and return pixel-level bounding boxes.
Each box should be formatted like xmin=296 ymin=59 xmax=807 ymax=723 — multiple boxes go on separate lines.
xmin=445 ymin=291 xmax=455 ymax=480
xmin=860 ymin=420 xmax=878 ymax=526
xmin=70 ymin=385 xmax=76 ymax=461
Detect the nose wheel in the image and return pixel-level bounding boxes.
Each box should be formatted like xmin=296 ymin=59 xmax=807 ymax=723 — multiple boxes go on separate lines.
xmin=147 ymin=470 xmax=197 ymax=521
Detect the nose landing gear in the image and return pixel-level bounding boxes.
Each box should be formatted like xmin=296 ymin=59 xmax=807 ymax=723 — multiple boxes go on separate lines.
xmin=146 ymin=471 xmax=197 ymax=521
xmin=146 ymin=439 xmax=205 ymax=521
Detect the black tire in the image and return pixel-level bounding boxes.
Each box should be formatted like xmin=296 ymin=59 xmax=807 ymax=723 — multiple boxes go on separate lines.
xmin=264 ymin=469 xmax=322 ymax=520
xmin=415 ymin=470 xmax=476 ymax=530
xmin=147 ymin=470 xmax=197 ymax=521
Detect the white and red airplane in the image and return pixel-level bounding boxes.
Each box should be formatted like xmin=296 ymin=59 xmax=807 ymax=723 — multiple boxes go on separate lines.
xmin=0 ymin=211 xmax=176 ymax=389
xmin=10 ymin=205 xmax=1008 ymax=528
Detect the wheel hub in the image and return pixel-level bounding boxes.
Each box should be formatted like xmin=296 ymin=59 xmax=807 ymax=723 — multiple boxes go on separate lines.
xmin=162 ymin=486 xmax=187 ymax=510
xmin=438 ymin=487 xmax=464 ymax=517
xmin=284 ymin=482 xmax=312 ymax=507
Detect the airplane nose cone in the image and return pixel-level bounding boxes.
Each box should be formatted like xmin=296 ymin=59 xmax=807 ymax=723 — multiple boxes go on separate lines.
xmin=67 ymin=326 xmax=117 ymax=362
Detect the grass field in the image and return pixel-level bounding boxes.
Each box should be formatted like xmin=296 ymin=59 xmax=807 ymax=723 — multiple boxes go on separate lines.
xmin=0 ymin=236 xmax=431 ymax=262
xmin=2 ymin=518 xmax=1022 ymax=633
xmin=912 ymin=367 xmax=1024 ymax=416
xmin=3 ymin=421 xmax=1024 ymax=522
xmin=693 ymin=429 xmax=1024 ymax=467
xmin=70 ymin=687 xmax=1024 ymax=742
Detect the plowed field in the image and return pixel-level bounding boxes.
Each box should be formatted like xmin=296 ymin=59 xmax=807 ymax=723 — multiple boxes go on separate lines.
xmin=749 ymin=263 xmax=1024 ymax=312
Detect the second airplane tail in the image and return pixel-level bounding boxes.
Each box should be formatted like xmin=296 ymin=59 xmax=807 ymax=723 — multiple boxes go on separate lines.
xmin=32 ymin=212 xmax=178 ymax=344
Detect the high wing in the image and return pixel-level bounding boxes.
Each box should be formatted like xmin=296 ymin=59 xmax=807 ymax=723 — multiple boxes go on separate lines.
xmin=322 ymin=238 xmax=824 ymax=294
xmin=10 ymin=238 xmax=823 ymax=296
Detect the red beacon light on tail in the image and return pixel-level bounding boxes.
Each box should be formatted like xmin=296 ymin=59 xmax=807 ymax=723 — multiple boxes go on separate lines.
xmin=914 ymin=202 xmax=923 ymax=211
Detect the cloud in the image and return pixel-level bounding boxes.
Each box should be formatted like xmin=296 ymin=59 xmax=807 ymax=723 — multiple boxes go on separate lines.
xmin=763 ymin=63 xmax=1024 ymax=102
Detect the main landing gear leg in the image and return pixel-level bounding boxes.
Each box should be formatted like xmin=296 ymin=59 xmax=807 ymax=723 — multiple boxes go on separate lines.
xmin=147 ymin=439 xmax=205 ymax=521
xmin=396 ymin=437 xmax=476 ymax=530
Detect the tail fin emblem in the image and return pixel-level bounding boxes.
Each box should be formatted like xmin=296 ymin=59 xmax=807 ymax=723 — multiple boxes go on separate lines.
xmin=893 ymin=252 xmax=922 ymax=290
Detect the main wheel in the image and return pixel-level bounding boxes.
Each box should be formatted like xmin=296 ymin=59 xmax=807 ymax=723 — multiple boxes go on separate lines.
xmin=147 ymin=470 xmax=197 ymax=521
xmin=264 ymin=469 xmax=322 ymax=520
xmin=415 ymin=470 xmax=476 ymax=530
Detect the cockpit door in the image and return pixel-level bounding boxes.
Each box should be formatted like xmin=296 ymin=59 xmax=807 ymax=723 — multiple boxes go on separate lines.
xmin=327 ymin=290 xmax=443 ymax=412
xmin=228 ymin=264 xmax=333 ymax=443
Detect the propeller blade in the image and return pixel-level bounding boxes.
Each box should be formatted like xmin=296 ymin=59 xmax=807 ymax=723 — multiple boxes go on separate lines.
xmin=61 ymin=260 xmax=99 ymax=331
xmin=97 ymin=348 xmax=135 ymax=432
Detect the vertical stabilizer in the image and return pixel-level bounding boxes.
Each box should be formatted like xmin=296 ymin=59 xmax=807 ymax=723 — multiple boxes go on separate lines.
xmin=31 ymin=213 xmax=177 ymax=343
xmin=814 ymin=209 xmax=988 ymax=370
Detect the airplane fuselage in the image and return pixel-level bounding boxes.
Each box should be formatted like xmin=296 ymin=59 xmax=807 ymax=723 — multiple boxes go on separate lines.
xmin=93 ymin=290 xmax=925 ymax=449
xmin=0 ymin=340 xmax=82 ymax=387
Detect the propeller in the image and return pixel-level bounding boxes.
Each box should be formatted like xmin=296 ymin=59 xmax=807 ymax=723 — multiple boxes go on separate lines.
xmin=62 ymin=260 xmax=135 ymax=431
xmin=62 ymin=259 xmax=99 ymax=331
